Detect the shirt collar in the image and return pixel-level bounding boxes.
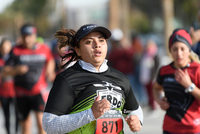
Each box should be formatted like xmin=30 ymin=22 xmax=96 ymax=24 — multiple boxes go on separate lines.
xmin=79 ymin=59 xmax=108 ymax=73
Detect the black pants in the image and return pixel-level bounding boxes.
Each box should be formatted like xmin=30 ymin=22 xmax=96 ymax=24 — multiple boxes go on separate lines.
xmin=0 ymin=97 xmax=18 ymax=134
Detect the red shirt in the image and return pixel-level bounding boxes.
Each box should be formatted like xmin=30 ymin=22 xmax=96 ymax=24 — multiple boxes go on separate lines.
xmin=157 ymin=61 xmax=200 ymax=133
xmin=6 ymin=43 xmax=54 ymax=96
xmin=107 ymin=48 xmax=134 ymax=74
xmin=0 ymin=56 xmax=15 ymax=98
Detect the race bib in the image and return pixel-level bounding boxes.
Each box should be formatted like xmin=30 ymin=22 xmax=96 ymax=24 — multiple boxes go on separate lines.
xmin=95 ymin=110 xmax=124 ymax=134
xmin=96 ymin=89 xmax=122 ymax=109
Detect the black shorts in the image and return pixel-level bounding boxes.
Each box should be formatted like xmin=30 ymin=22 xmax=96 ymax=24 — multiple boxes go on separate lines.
xmin=16 ymin=93 xmax=45 ymax=120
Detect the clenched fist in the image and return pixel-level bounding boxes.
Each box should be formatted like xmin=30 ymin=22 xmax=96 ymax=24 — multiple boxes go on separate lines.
xmin=91 ymin=95 xmax=111 ymax=119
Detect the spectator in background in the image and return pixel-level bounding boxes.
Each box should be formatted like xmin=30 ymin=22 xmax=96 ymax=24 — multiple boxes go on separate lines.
xmin=153 ymin=29 xmax=200 ymax=134
xmin=0 ymin=37 xmax=18 ymax=134
xmin=139 ymin=39 xmax=160 ymax=110
xmin=189 ymin=9 xmax=200 ymax=60
xmin=36 ymin=37 xmax=44 ymax=44
xmin=191 ymin=9 xmax=200 ymax=31
xmin=51 ymin=38 xmax=61 ymax=74
xmin=130 ymin=34 xmax=147 ymax=105
xmin=3 ymin=24 xmax=56 ymax=134
xmin=107 ymin=28 xmax=136 ymax=93
xmin=131 ymin=34 xmax=144 ymax=66
xmin=189 ymin=26 xmax=200 ymax=59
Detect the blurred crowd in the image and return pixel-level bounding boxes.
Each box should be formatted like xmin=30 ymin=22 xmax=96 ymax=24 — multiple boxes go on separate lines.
xmin=107 ymin=28 xmax=162 ymax=110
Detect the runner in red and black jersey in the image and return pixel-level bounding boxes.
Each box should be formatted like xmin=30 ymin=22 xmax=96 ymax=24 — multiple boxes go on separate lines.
xmin=0 ymin=37 xmax=18 ymax=134
xmin=153 ymin=29 xmax=200 ymax=134
xmin=3 ymin=24 xmax=56 ymax=134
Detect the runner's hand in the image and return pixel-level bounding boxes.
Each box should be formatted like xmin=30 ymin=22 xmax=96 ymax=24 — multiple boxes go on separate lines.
xmin=159 ymin=97 xmax=169 ymax=110
xmin=91 ymin=95 xmax=111 ymax=119
xmin=125 ymin=115 xmax=141 ymax=132
xmin=16 ymin=65 xmax=29 ymax=75
xmin=175 ymin=69 xmax=192 ymax=88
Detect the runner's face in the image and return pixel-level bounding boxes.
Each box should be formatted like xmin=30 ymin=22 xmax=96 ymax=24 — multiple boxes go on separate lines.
xmin=22 ymin=33 xmax=37 ymax=49
xmin=170 ymin=42 xmax=190 ymax=68
xmin=75 ymin=32 xmax=108 ymax=71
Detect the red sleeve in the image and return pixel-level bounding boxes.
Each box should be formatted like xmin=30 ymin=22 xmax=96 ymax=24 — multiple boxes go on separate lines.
xmin=196 ymin=66 xmax=200 ymax=88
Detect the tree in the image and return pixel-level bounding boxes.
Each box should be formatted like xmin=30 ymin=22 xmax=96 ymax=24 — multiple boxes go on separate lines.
xmin=0 ymin=0 xmax=57 ymax=40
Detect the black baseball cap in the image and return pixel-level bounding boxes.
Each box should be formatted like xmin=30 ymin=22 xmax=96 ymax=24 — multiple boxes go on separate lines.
xmin=75 ymin=24 xmax=111 ymax=42
xmin=20 ymin=24 xmax=37 ymax=35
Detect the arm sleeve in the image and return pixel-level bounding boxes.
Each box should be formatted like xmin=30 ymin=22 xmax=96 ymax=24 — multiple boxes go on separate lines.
xmin=196 ymin=67 xmax=200 ymax=88
xmin=42 ymin=109 xmax=95 ymax=134
xmin=127 ymin=105 xmax=143 ymax=125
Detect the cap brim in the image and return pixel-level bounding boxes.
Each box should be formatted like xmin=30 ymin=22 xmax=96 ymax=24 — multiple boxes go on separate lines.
xmin=77 ymin=27 xmax=111 ymax=41
xmin=89 ymin=27 xmax=111 ymax=39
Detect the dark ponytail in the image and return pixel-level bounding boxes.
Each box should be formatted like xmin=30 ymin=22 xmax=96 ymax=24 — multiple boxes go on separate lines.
xmin=54 ymin=27 xmax=80 ymax=69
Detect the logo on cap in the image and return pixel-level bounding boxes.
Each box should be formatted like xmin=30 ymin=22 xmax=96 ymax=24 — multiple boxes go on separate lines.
xmin=82 ymin=25 xmax=97 ymax=31
xmin=21 ymin=26 xmax=37 ymax=35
